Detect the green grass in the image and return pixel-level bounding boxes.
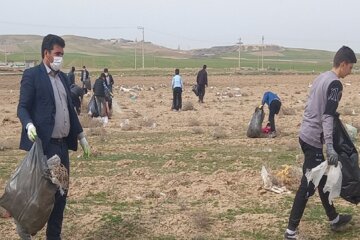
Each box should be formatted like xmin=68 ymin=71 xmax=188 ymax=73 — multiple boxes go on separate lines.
xmin=0 ymin=43 xmax=346 ymax=73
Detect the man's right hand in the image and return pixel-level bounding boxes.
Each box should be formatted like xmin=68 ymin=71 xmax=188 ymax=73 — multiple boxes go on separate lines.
xmin=27 ymin=123 xmax=37 ymax=142
xmin=326 ymin=144 xmax=339 ymax=167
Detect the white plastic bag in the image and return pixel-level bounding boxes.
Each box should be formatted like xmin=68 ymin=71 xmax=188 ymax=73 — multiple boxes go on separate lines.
xmin=261 ymin=166 xmax=272 ymax=189
xmin=324 ymin=162 xmax=342 ymax=204
xmin=305 ymin=161 xmax=342 ymax=204
xmin=305 ymin=161 xmax=328 ymax=188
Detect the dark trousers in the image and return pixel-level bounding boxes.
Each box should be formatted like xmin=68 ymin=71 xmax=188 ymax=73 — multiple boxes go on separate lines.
xmin=106 ymin=96 xmax=112 ymax=110
xmin=44 ymin=140 xmax=70 ymax=240
xmin=198 ymin=84 xmax=205 ymax=102
xmin=172 ymin=87 xmax=182 ymax=110
xmin=268 ymin=99 xmax=281 ymax=132
xmin=82 ymin=81 xmax=88 ymax=94
xmin=287 ymin=138 xmax=338 ymax=231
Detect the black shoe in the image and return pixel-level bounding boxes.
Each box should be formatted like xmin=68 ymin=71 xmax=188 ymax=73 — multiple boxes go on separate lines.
xmin=330 ymin=214 xmax=352 ymax=232
xmin=284 ymin=231 xmax=297 ymax=239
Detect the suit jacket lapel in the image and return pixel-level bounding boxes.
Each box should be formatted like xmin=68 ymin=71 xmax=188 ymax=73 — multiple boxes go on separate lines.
xmin=40 ymin=63 xmax=55 ymax=104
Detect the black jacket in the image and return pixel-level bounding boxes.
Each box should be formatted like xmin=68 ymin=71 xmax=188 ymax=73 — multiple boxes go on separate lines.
xmin=93 ymin=78 xmax=106 ymax=97
xmin=80 ymin=69 xmax=89 ymax=81
xmin=67 ymin=71 xmax=75 ymax=86
xmin=105 ymin=74 xmax=114 ymax=88
xmin=197 ymin=69 xmax=208 ymax=86
xmin=17 ymin=63 xmax=83 ymax=152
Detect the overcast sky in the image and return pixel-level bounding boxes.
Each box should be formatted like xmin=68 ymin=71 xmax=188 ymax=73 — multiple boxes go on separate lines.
xmin=1 ymin=0 xmax=359 ymax=52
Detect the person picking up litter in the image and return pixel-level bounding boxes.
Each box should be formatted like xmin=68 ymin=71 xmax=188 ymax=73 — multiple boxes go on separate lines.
xmin=259 ymin=91 xmax=281 ymax=138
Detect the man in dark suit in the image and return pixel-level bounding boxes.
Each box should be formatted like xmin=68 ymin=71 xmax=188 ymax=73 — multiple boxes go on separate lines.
xmin=67 ymin=66 xmax=75 ymax=86
xmin=80 ymin=65 xmax=90 ymax=94
xmin=103 ymin=68 xmax=114 ymax=111
xmin=196 ymin=64 xmax=208 ymax=103
xmin=17 ymin=34 xmax=90 ymax=240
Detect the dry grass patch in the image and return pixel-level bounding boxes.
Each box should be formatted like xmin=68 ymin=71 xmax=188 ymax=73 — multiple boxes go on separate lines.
xmin=139 ymin=117 xmax=156 ymax=128
xmin=281 ymin=106 xmax=296 ymax=115
xmin=212 ymin=127 xmax=227 ymax=139
xmin=188 ymin=118 xmax=200 ymax=127
xmin=79 ymin=116 xmax=103 ymax=128
xmin=182 ymin=101 xmax=195 ymax=111
xmin=191 ymin=127 xmax=204 ymax=134
xmin=192 ymin=210 xmax=213 ymax=230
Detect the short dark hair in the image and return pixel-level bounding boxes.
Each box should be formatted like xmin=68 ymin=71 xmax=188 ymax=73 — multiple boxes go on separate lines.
xmin=333 ymin=46 xmax=357 ymax=67
xmin=100 ymin=73 xmax=106 ymax=79
xmin=41 ymin=34 xmax=65 ymax=59
xmin=104 ymin=68 xmax=108 ymax=73
xmin=175 ymin=68 xmax=179 ymax=75
xmin=71 ymin=66 xmax=75 ymax=72
xmin=203 ymin=65 xmax=207 ymax=69
xmin=83 ymin=66 xmax=86 ymax=69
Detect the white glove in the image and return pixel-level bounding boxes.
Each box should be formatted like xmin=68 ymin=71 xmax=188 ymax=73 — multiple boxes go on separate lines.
xmin=79 ymin=137 xmax=90 ymax=158
xmin=27 ymin=123 xmax=37 ymax=142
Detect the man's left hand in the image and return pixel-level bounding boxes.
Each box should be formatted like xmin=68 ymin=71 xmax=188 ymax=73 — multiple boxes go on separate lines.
xmin=79 ymin=137 xmax=90 ymax=158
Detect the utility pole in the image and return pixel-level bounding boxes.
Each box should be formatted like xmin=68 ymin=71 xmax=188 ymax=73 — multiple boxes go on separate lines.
xmin=137 ymin=26 xmax=145 ymax=69
xmin=4 ymin=44 xmax=7 ymax=65
xmin=238 ymin=37 xmax=242 ymax=71
xmin=134 ymin=38 xmax=137 ymax=70
xmin=261 ymin=35 xmax=264 ymax=70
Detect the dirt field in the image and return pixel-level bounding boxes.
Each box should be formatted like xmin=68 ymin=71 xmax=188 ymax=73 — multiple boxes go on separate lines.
xmin=1 ymin=73 xmax=360 ymax=239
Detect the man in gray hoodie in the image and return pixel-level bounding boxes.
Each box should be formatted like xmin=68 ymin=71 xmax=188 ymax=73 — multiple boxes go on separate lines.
xmin=284 ymin=46 xmax=357 ymax=239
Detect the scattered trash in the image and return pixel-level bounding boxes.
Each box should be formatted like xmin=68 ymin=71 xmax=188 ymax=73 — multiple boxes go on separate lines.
xmin=46 ymin=155 xmax=69 ymax=196
xmin=275 ymin=165 xmax=302 ymax=191
xmin=261 ymin=166 xmax=291 ymax=194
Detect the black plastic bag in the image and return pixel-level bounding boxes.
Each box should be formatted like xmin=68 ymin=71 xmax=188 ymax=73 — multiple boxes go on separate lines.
xmin=333 ymin=114 xmax=360 ymax=204
xmin=192 ymin=84 xmax=199 ymax=96
xmin=247 ymin=107 xmax=265 ymax=138
xmin=0 ymin=138 xmax=57 ymax=235
xmin=88 ymin=95 xmax=99 ymax=117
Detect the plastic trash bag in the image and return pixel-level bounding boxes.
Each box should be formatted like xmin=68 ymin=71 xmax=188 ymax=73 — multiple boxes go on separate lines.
xmin=88 ymin=95 xmax=99 ymax=117
xmin=324 ymin=163 xmax=342 ymax=204
xmin=305 ymin=161 xmax=342 ymax=204
xmin=261 ymin=166 xmax=272 ymax=189
xmin=305 ymin=161 xmax=328 ymax=188
xmin=192 ymin=84 xmax=199 ymax=96
xmin=247 ymin=107 xmax=265 ymax=138
xmin=0 ymin=138 xmax=57 ymax=235
xmin=333 ymin=113 xmax=360 ymax=204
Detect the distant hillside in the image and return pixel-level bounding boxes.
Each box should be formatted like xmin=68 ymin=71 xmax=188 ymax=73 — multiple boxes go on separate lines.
xmin=0 ymin=34 xmax=342 ymax=73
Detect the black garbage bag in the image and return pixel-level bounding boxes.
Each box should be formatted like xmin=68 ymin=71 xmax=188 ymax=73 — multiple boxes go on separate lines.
xmin=192 ymin=84 xmax=199 ymax=96
xmin=333 ymin=114 xmax=360 ymax=204
xmin=0 ymin=138 xmax=57 ymax=235
xmin=88 ymin=95 xmax=99 ymax=117
xmin=247 ymin=107 xmax=265 ymax=138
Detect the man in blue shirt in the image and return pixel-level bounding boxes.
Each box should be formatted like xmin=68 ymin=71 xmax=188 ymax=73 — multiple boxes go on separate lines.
xmin=260 ymin=91 xmax=281 ymax=137
xmin=171 ymin=68 xmax=184 ymax=111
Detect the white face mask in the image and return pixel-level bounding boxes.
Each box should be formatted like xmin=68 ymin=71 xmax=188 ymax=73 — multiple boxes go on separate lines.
xmin=50 ymin=56 xmax=63 ymax=72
